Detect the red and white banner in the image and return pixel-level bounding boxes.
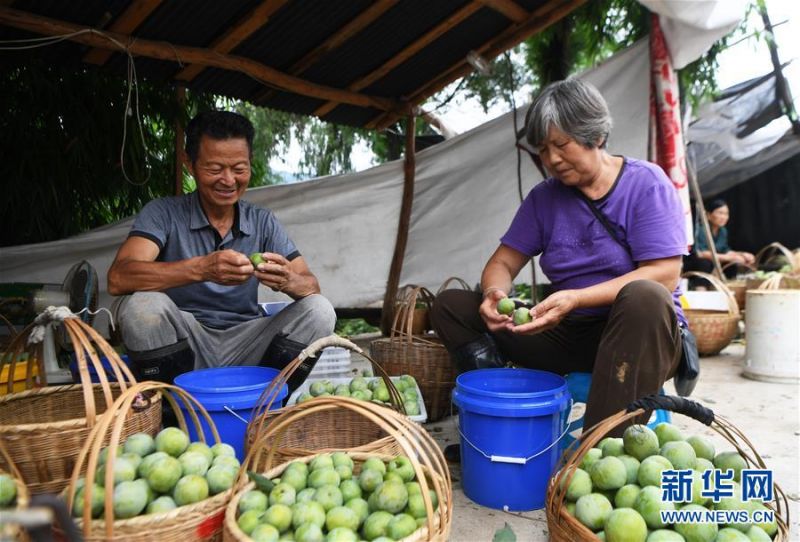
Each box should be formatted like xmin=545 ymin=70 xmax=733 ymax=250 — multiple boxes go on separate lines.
xmin=649 ymin=13 xmax=693 ymax=246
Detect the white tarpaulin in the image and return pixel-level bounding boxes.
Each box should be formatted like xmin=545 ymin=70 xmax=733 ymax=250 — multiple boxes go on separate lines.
xmin=638 ymin=0 xmax=747 ymax=69
xmin=0 ymin=40 xmax=650 ymax=312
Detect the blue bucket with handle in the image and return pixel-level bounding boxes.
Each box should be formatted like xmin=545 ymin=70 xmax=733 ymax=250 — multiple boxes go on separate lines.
xmin=452 ymin=368 xmax=572 ymax=511
xmin=174 ymin=366 xmax=287 ymax=461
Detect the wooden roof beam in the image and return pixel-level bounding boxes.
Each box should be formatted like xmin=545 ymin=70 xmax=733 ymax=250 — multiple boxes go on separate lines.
xmin=255 ymin=0 xmax=399 ymax=104
xmin=0 ymin=6 xmax=397 ymax=112
xmin=83 ymin=0 xmax=162 ymax=66
xmin=175 ymin=0 xmax=288 ymax=82
xmin=477 ymin=0 xmax=528 ymax=23
xmin=313 ymin=1 xmax=484 ymax=118
xmin=367 ymin=0 xmax=587 ymax=130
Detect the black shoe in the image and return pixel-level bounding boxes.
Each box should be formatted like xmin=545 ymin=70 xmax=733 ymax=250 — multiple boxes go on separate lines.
xmin=260 ymin=334 xmax=319 ymax=396
xmin=451 ymin=333 xmax=506 ymax=373
xmin=127 ymin=339 xmax=195 ymax=428
xmin=444 ymin=444 xmax=461 ymax=463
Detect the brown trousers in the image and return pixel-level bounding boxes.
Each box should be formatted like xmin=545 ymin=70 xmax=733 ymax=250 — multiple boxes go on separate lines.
xmin=430 ymin=280 xmax=682 ymax=436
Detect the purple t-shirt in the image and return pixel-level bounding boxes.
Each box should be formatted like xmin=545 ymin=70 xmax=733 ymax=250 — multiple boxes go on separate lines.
xmin=500 ymin=157 xmax=687 ymax=324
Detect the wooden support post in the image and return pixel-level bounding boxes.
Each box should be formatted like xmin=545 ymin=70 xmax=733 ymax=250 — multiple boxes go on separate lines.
xmin=0 ymin=7 xmax=397 ymax=113
xmin=381 ymin=113 xmax=416 ymax=335
xmin=759 ymin=3 xmax=800 ymax=135
xmin=174 ymin=85 xmax=185 ymax=196
xmin=686 ymin=152 xmax=723 ymax=279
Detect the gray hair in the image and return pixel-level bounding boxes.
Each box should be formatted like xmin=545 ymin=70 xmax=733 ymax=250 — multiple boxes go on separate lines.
xmin=525 ymin=79 xmax=613 ymax=150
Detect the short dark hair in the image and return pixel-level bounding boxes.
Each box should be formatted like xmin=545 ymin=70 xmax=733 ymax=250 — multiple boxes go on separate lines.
xmin=185 ymin=110 xmax=254 ymax=164
xmin=705 ymin=198 xmax=727 ymax=212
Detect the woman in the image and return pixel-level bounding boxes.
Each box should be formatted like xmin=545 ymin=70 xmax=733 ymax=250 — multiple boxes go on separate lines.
xmin=685 ymin=199 xmax=754 ymax=277
xmin=432 ymin=79 xmax=687 ymax=443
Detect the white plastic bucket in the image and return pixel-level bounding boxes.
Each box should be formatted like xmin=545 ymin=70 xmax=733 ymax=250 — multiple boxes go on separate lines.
xmin=743 ymin=290 xmax=800 ymax=383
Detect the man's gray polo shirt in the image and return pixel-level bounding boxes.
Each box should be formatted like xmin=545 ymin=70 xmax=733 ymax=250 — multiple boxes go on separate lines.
xmin=129 ymin=191 xmax=299 ymax=329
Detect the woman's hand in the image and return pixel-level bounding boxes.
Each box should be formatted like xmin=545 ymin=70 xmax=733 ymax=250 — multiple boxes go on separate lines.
xmin=740 ymin=251 xmax=755 ymax=265
xmin=510 ymin=290 xmax=580 ymax=335
xmin=479 ymin=289 xmax=512 ymax=333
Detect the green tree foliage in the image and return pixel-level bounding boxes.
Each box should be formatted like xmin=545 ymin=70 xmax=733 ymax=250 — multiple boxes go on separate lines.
xmin=455 ymin=0 xmax=748 ymax=111
xmin=1 ymin=53 xmax=214 ymax=247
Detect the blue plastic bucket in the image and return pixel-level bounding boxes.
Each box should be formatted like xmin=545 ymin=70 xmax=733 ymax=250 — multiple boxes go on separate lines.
xmin=452 ymin=368 xmax=571 ymax=511
xmin=174 ymin=366 xmax=287 ymax=461
xmin=69 ymin=354 xmax=131 ymax=383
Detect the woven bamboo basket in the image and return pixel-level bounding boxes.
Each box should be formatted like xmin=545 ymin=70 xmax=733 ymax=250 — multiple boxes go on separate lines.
xmin=0 ymin=440 xmax=30 ymax=541
xmin=546 ymin=394 xmax=791 ymax=541
xmin=224 ymin=396 xmax=453 ymax=542
xmin=245 ymin=335 xmax=405 ymax=466
xmin=0 ymin=313 xmax=161 ymax=495
xmin=721 ymin=262 xmax=755 ymax=312
xmin=683 ymin=272 xmax=741 ymax=356
xmin=63 ymin=382 xmax=233 ymax=541
xmin=371 ymin=285 xmax=458 ymax=422
xmin=746 ymin=242 xmax=798 ymax=291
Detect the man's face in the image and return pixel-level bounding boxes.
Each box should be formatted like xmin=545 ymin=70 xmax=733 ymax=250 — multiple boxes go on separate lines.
xmin=189 ymin=136 xmax=251 ymax=211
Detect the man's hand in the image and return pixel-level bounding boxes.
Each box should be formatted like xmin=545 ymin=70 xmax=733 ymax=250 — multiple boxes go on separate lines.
xmin=252 ymin=252 xmax=295 ymax=293
xmin=479 ymin=289 xmax=512 ymax=333
xmin=510 ymin=289 xmax=580 ymax=335
xmin=202 ymin=249 xmax=254 ymax=285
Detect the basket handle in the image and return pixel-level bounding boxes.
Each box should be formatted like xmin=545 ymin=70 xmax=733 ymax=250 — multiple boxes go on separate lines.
xmin=754 ymin=242 xmax=794 ymax=270
xmin=548 ymin=398 xmax=791 ymax=541
xmin=720 ymin=261 xmax=756 ymax=274
xmin=435 ymin=276 xmax=472 ymax=295
xmin=626 ymin=394 xmax=714 ymax=425
xmin=242 ymin=397 xmax=452 ymax=541
xmin=248 ymin=334 xmax=407 ymax=443
xmin=757 ymin=273 xmax=788 ymax=290
xmin=67 ymin=382 xmax=219 ymax=538
xmin=682 ymin=271 xmax=740 ymax=315
xmin=390 ymin=285 xmax=435 ymax=342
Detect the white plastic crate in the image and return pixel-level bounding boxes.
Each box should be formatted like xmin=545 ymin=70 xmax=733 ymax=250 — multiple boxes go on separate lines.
xmin=308 ymin=346 xmax=352 ymax=377
xmin=288 ymin=376 xmax=427 ymax=423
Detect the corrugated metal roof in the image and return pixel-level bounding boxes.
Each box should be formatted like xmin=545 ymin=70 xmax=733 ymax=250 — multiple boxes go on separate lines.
xmin=0 ymin=0 xmax=582 ymax=127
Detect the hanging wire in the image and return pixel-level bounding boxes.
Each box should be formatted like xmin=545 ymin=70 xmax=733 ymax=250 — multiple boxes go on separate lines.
xmin=0 ymin=29 xmax=158 ymax=186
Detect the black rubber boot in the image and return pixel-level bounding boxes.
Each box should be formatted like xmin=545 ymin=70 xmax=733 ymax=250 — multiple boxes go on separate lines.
xmin=260 ymin=335 xmax=319 ymax=396
xmin=127 ymin=339 xmax=195 ymax=427
xmin=127 ymin=339 xmax=195 ymax=384
xmin=444 ymin=444 xmax=461 ymax=463
xmin=451 ymin=333 xmax=506 ymax=374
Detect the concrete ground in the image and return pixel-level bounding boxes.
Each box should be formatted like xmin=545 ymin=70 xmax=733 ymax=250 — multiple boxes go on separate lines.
xmin=345 ymin=338 xmax=799 ymax=541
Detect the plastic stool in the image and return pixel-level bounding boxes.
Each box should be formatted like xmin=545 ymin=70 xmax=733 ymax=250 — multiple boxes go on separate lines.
xmin=562 ymin=372 xmax=671 ymax=449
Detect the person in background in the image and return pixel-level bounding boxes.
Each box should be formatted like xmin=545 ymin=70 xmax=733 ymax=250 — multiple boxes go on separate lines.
xmin=684 ymin=198 xmax=755 ymax=278
xmin=108 ymin=111 xmax=335 ymax=394
xmin=432 ymin=79 xmax=688 ymax=457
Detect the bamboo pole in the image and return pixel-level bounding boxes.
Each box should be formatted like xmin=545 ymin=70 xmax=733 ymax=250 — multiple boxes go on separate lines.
xmin=367 ymin=0 xmax=587 ymax=130
xmin=175 ymin=0 xmax=288 ymax=82
xmin=381 ymin=112 xmax=417 ymax=335
xmin=0 ymin=6 xmax=397 ymax=113
xmin=83 ymin=0 xmax=163 ymax=66
xmin=686 ymin=151 xmax=724 ymax=279
xmin=314 ymin=2 xmax=484 ymax=118
xmin=759 ymin=3 xmax=800 ymax=135
xmin=477 ymin=0 xmax=529 ymax=23
xmin=254 ymin=0 xmax=399 ymax=104
xmin=175 ymin=85 xmax=185 ymax=196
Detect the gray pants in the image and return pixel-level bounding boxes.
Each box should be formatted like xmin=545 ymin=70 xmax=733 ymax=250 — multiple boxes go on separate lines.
xmin=113 ymin=292 xmax=336 ymax=369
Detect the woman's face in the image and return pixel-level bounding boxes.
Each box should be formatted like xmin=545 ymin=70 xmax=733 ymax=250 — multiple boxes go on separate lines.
xmin=536 ymin=125 xmax=602 ymax=187
xmin=707 ymin=205 xmax=730 ymax=228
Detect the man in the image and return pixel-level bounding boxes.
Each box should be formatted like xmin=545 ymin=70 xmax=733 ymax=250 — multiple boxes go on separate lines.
xmin=108 ymin=110 xmax=335 ymax=393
